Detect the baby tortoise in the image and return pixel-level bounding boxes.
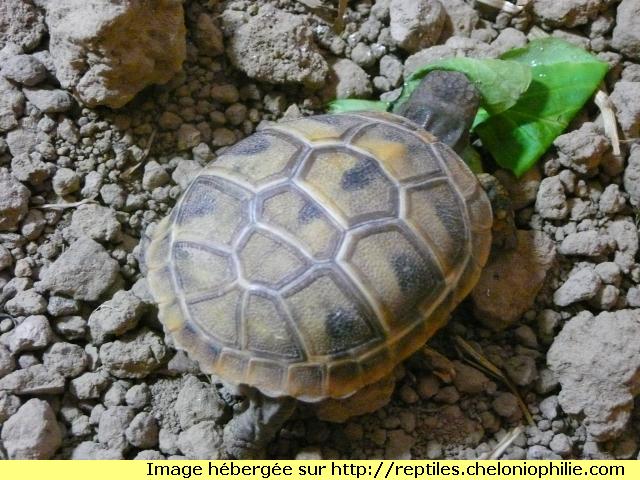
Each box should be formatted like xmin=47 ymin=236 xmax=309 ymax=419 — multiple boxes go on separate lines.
xmin=143 ymin=71 xmax=514 ymax=458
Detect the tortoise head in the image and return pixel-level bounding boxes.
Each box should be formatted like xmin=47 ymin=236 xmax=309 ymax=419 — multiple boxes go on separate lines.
xmin=394 ymin=70 xmax=480 ymax=154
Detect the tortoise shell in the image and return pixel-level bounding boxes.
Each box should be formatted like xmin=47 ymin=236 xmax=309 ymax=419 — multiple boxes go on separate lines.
xmin=144 ymin=112 xmax=492 ymax=402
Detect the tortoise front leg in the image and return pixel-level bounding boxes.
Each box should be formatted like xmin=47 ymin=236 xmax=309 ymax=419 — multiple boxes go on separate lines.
xmin=222 ymin=388 xmax=297 ymax=459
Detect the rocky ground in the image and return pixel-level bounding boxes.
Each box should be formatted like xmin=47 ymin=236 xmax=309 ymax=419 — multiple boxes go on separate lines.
xmin=2 ymin=0 xmax=640 ymax=460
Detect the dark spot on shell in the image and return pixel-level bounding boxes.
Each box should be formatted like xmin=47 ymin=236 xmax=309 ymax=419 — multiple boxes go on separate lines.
xmin=325 ymin=307 xmax=359 ymax=339
xmin=341 ymin=157 xmax=379 ymax=191
xmin=177 ymin=179 xmax=219 ymax=224
xmin=206 ymin=342 xmax=221 ymax=358
xmin=179 ymin=322 xmax=199 ymax=344
xmin=391 ymin=253 xmax=428 ymax=295
xmin=297 ymin=200 xmax=321 ymax=224
xmin=185 ymin=192 xmax=215 ymax=218
xmin=225 ymin=132 xmax=271 ymax=156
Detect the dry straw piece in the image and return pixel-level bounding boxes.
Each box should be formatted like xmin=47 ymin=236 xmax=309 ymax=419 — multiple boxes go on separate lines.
xmin=479 ymin=426 xmax=525 ymax=459
xmin=595 ymin=89 xmax=622 ymax=156
xmin=476 ymin=0 xmax=525 ymax=14
xmin=455 ymin=336 xmax=534 ymax=426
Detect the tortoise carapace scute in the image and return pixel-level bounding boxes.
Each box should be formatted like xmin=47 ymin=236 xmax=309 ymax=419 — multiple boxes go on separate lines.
xmin=144 ymin=112 xmax=492 ymax=402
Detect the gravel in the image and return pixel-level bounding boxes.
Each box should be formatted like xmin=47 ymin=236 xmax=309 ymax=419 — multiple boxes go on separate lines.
xmin=0 ymin=0 xmax=639 ymax=462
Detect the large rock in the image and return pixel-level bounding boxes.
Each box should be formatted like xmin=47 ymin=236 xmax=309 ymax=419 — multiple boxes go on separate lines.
xmin=0 ymin=77 xmax=25 ymax=132
xmin=554 ymin=122 xmax=609 ymax=174
xmin=0 ymin=364 xmax=65 ymax=396
xmin=71 ymin=441 xmax=123 ymax=460
xmin=553 ymin=267 xmax=602 ymax=307
xmin=548 ymin=310 xmax=640 ymax=441
xmin=98 ymin=406 xmax=135 ymax=452
xmin=558 ymin=230 xmax=613 ymax=257
xmin=99 ymin=329 xmax=166 ymax=379
xmin=535 ymin=176 xmax=568 ymax=220
xmin=67 ymin=203 xmax=121 ymax=242
xmin=1 ymin=399 xmax=61 ymax=459
xmin=23 ymin=87 xmax=74 ymax=113
xmin=43 ymin=342 xmax=89 ymax=378
xmin=472 ymin=230 xmax=556 ymax=331
xmin=0 ymin=54 xmax=48 ymax=86
xmin=533 ymin=0 xmax=611 ymax=28
xmin=328 ymin=59 xmax=373 ymax=99
xmin=0 ymin=0 xmax=46 ymax=51
xmin=226 ymin=5 xmax=328 ymax=89
xmin=178 ymin=421 xmax=222 ymax=460
xmin=389 ymin=0 xmax=446 ymax=53
xmin=612 ymin=0 xmax=640 ymax=60
xmin=0 ymin=315 xmax=53 ymax=354
xmin=88 ymin=290 xmax=145 ymax=344
xmin=440 ymin=0 xmax=479 ymax=38
xmin=41 ymin=0 xmax=186 ymax=108
xmin=0 ymin=169 xmax=30 ymax=231
xmin=610 ymin=81 xmax=640 ymax=138
xmin=623 ymin=144 xmax=640 ymax=206
xmin=38 ymin=236 xmax=120 ymax=301
xmin=175 ymin=376 xmax=225 ymax=430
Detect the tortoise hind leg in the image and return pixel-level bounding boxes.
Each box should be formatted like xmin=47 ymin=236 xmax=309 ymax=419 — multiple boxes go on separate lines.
xmin=222 ymin=387 xmax=297 ymax=459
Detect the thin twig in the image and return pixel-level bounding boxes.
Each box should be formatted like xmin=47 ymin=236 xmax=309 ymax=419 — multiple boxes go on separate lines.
xmin=455 ymin=336 xmax=535 ymax=426
xmin=421 ymin=346 xmax=456 ymax=383
xmin=37 ymin=198 xmax=97 ymax=210
xmin=295 ymin=0 xmax=324 ymax=8
xmin=121 ymin=128 xmax=157 ymax=179
xmin=595 ymin=89 xmax=621 ymax=156
xmin=479 ymin=426 xmax=525 ymax=459
xmin=335 ymin=0 xmax=348 ymax=33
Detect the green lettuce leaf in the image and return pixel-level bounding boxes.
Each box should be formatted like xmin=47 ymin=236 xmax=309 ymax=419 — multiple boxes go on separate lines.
xmin=474 ymin=38 xmax=609 ymax=176
xmin=327 ymin=99 xmax=390 ymax=113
